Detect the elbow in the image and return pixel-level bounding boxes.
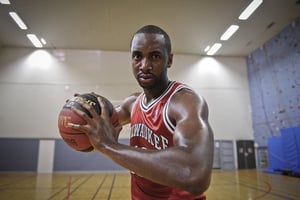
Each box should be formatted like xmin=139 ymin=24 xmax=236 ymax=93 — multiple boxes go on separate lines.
xmin=186 ymin=178 xmax=211 ymax=196
xmin=192 ymin=181 xmax=211 ymax=196
xmin=179 ymin=170 xmax=212 ymax=195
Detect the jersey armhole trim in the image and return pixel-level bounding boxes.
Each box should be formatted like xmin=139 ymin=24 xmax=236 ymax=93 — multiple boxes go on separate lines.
xmin=163 ymin=85 xmax=193 ymax=134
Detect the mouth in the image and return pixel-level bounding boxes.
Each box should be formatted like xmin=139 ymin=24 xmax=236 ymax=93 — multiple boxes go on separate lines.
xmin=138 ymin=73 xmax=153 ymax=79
xmin=137 ymin=73 xmax=154 ymax=84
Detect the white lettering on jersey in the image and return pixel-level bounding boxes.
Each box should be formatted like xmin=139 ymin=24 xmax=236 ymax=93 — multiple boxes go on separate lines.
xmin=130 ymin=123 xmax=169 ymax=150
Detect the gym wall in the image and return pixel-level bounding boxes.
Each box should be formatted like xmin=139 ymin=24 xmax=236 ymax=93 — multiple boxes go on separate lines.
xmin=0 ymin=47 xmax=251 ymax=172
xmin=247 ymin=17 xmax=300 ymax=147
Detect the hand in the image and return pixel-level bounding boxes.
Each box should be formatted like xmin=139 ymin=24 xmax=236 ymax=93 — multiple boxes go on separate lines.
xmin=65 ymin=93 xmax=80 ymax=103
xmin=68 ymin=96 xmax=121 ymax=151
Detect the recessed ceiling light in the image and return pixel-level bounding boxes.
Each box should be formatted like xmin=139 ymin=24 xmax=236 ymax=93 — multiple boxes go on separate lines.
xmin=27 ymin=34 xmax=43 ymax=48
xmin=220 ymin=25 xmax=239 ymax=41
xmin=40 ymin=38 xmax=47 ymax=45
xmin=9 ymin=12 xmax=28 ymax=30
xmin=0 ymin=0 xmax=10 ymax=4
xmin=239 ymin=0 xmax=263 ymax=20
xmin=207 ymin=43 xmax=222 ymax=56
xmin=204 ymin=46 xmax=210 ymax=52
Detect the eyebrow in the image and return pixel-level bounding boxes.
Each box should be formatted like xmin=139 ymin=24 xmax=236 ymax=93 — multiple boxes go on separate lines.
xmin=131 ymin=50 xmax=163 ymax=56
xmin=131 ymin=50 xmax=141 ymax=55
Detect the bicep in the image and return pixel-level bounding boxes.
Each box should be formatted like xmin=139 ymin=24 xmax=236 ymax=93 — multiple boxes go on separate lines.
xmin=169 ymin=90 xmax=214 ymax=163
xmin=116 ymin=93 xmax=140 ymax=126
xmin=167 ymin=90 xmax=214 ymax=191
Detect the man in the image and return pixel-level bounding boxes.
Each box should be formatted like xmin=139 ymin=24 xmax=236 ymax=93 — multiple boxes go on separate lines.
xmin=69 ymin=25 xmax=214 ymax=199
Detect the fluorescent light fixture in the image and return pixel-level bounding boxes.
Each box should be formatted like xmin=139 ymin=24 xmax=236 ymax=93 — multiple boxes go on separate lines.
xmin=0 ymin=0 xmax=10 ymax=4
xmin=40 ymin=38 xmax=47 ymax=45
xmin=206 ymin=43 xmax=222 ymax=56
xmin=9 ymin=12 xmax=28 ymax=30
xmin=27 ymin=34 xmax=43 ymax=48
xmin=239 ymin=0 xmax=263 ymax=20
xmin=204 ymin=46 xmax=210 ymax=52
xmin=220 ymin=25 xmax=239 ymax=40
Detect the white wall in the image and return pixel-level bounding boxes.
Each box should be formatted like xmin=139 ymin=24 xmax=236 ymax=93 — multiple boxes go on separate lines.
xmin=170 ymin=55 xmax=254 ymax=140
xmin=0 ymin=47 xmax=253 ymax=140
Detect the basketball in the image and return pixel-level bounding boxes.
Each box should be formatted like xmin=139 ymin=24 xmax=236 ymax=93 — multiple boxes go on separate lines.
xmin=58 ymin=93 xmax=119 ymax=152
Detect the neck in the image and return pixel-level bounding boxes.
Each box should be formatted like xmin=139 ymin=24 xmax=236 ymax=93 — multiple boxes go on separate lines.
xmin=143 ymin=79 xmax=171 ymax=105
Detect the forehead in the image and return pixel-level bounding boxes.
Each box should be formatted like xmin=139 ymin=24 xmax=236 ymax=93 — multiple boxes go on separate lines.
xmin=131 ymin=33 xmax=166 ymax=52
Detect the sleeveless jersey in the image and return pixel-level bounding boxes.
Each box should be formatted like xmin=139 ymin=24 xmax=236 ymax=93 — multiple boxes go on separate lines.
xmin=130 ymin=81 xmax=206 ymax=200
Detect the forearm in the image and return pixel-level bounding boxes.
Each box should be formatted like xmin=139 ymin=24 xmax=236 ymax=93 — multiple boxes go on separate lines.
xmin=99 ymin=142 xmax=211 ymax=195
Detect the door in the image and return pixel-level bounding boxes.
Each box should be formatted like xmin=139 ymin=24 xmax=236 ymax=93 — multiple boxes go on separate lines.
xmin=237 ymin=140 xmax=256 ymax=169
xmin=213 ymin=140 xmax=221 ymax=169
xmin=220 ymin=140 xmax=235 ymax=169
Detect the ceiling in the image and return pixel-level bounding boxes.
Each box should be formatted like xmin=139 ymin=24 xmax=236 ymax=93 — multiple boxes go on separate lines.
xmin=0 ymin=0 xmax=299 ymax=56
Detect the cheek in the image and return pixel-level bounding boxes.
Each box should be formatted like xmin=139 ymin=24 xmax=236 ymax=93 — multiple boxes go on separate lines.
xmin=132 ymin=64 xmax=139 ymax=76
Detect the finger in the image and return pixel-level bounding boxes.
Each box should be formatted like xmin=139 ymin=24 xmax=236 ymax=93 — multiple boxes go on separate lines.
xmin=76 ymin=99 xmax=99 ymax=120
xmin=66 ymin=93 xmax=80 ymax=103
xmin=67 ymin=122 xmax=81 ymax=129
xmin=97 ymin=97 xmax=109 ymax=120
xmin=71 ymin=105 xmax=94 ymax=125
xmin=69 ymin=107 xmax=93 ymax=133
xmin=67 ymin=122 xmax=90 ymax=134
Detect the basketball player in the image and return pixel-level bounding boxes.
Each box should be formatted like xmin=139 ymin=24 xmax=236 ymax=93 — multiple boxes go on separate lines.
xmin=69 ymin=25 xmax=214 ymax=200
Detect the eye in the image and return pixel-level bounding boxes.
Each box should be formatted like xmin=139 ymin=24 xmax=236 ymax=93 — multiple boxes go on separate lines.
xmin=132 ymin=52 xmax=142 ymax=61
xmin=153 ymin=54 xmax=160 ymax=59
xmin=151 ymin=52 xmax=161 ymax=60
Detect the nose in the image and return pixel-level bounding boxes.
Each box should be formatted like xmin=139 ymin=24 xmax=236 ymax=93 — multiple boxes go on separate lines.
xmin=140 ymin=58 xmax=152 ymax=72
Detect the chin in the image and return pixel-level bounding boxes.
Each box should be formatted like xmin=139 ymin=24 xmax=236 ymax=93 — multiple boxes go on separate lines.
xmin=138 ymin=82 xmax=155 ymax=90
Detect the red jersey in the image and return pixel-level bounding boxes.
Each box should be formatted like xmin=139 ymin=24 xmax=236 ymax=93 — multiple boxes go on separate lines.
xmin=130 ymin=81 xmax=206 ymax=200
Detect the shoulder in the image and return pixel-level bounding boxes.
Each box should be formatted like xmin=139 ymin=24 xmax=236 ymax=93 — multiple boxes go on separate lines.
xmin=170 ymin=82 xmax=206 ymax=106
xmin=168 ymin=87 xmax=209 ymax=123
xmin=116 ymin=92 xmax=141 ymax=125
xmin=123 ymin=92 xmax=141 ymax=106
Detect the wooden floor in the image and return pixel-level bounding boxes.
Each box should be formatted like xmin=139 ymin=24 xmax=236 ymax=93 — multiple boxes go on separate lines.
xmin=0 ymin=169 xmax=299 ymax=200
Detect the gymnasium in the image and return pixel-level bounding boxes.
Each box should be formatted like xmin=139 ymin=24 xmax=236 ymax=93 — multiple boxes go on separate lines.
xmin=0 ymin=0 xmax=299 ymax=199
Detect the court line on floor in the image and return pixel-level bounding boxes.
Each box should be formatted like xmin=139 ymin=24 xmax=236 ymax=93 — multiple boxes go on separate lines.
xmin=252 ymin=180 xmax=271 ymax=199
xmin=0 ymin=174 xmax=36 ymax=188
xmin=66 ymin=176 xmax=71 ymax=200
xmin=47 ymin=175 xmax=82 ymax=199
xmin=107 ymin=174 xmax=116 ymax=200
xmin=65 ymin=174 xmax=94 ymax=199
xmin=229 ymin=177 xmax=295 ymax=200
xmin=91 ymin=175 xmax=108 ymax=200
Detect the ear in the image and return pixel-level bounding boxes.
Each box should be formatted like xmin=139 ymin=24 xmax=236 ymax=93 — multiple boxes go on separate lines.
xmin=167 ymin=53 xmax=173 ymax=68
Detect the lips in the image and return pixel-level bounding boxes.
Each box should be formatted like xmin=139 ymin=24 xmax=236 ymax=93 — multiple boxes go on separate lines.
xmin=137 ymin=73 xmax=155 ymax=86
xmin=137 ymin=73 xmax=153 ymax=79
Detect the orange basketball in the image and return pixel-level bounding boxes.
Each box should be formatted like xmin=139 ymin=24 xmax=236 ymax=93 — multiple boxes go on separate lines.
xmin=58 ymin=93 xmax=119 ymax=152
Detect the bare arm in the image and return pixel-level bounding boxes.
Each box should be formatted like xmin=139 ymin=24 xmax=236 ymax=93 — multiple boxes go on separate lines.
xmin=69 ymin=90 xmax=214 ymax=195
xmin=115 ymin=92 xmax=140 ymax=126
